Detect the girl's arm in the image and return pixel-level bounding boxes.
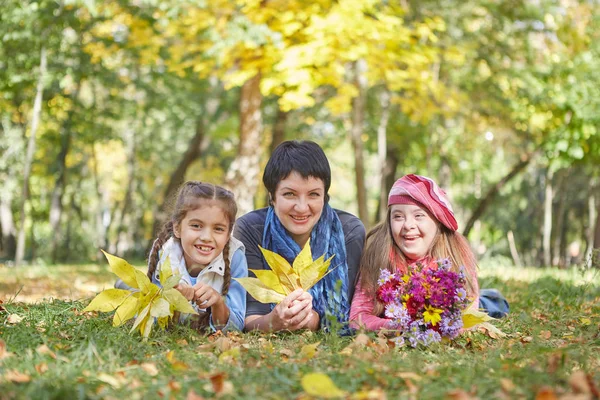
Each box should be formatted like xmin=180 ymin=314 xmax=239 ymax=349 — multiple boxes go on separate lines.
xmin=209 ymin=248 xmax=248 ymax=332
xmin=349 ymin=285 xmax=393 ymax=331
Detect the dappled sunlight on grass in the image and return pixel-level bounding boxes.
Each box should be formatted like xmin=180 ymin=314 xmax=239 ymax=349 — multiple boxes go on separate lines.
xmin=479 ymin=264 xmax=600 ymax=287
xmin=0 ymin=263 xmax=146 ymax=303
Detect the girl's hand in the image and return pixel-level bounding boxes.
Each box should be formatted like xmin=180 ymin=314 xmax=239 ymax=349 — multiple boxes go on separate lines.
xmin=193 ymin=282 xmax=224 ymax=309
xmin=174 ymin=282 xmax=195 ymax=302
xmin=271 ymin=289 xmax=315 ymax=331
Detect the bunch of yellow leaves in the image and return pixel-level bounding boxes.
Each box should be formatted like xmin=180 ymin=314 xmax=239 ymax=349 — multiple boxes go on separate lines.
xmin=83 ymin=250 xmax=197 ymax=340
xmin=235 ymin=239 xmax=333 ymax=304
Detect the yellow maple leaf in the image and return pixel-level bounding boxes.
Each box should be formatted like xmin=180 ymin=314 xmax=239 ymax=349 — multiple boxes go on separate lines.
xmin=301 ymin=372 xmax=346 ymax=398
xmin=82 ymin=250 xmax=197 ymax=340
xmin=234 ymin=239 xmax=334 ymax=304
xmin=462 ymin=307 xmax=507 ymax=338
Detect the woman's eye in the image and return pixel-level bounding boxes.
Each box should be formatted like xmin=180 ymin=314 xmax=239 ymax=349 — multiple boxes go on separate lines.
xmin=215 ymin=227 xmax=225 ymax=233
xmin=282 ymin=192 xmax=295 ymax=197
xmin=191 ymin=224 xmax=200 ymax=228
xmin=309 ymin=192 xmax=320 ymax=198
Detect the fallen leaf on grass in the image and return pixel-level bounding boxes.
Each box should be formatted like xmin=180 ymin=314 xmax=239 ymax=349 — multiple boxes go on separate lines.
xmin=446 ymin=389 xmax=475 ymax=399
xmin=0 ymin=299 xmax=4 ymax=312
xmin=350 ymin=388 xmax=387 ymax=399
xmin=0 ymin=339 xmax=13 ymax=360
xmin=396 ymin=372 xmax=421 ymax=381
xmin=177 ymin=339 xmax=189 ymax=346
xmin=354 ymin=333 xmax=371 ymax=347
xmin=36 ymin=344 xmax=57 ymax=359
xmin=203 ymin=372 xmax=234 ymax=397
xmin=579 ymin=317 xmax=591 ymax=326
xmin=166 ymin=350 xmax=189 ymax=371
xmin=535 ymin=387 xmax=558 ymax=400
xmin=168 ymin=380 xmax=182 ymax=392
xmin=187 ymin=389 xmax=206 ymax=400
xmin=7 ymin=314 xmax=23 ymax=324
xmin=218 ymin=347 xmax=240 ymax=363
xmin=4 ymin=370 xmax=31 ymax=383
xmin=35 ymin=363 xmax=48 ymax=374
xmin=569 ymin=370 xmax=599 ymax=396
xmin=140 ymin=363 xmax=159 ymax=376
xmin=214 ymin=337 xmax=232 ymax=353
xmin=500 ymin=378 xmax=515 ymax=393
xmin=97 ymin=372 xmax=123 ymax=389
xmin=521 ymin=336 xmax=533 ymax=343
xmin=301 ymin=373 xmax=346 ymax=398
xmin=539 ymin=330 xmax=552 ymax=340
xmin=300 ymin=341 xmax=320 ymax=360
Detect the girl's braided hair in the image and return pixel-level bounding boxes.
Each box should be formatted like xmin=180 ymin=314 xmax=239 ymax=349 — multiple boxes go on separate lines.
xmin=147 ymin=181 xmax=237 ymax=332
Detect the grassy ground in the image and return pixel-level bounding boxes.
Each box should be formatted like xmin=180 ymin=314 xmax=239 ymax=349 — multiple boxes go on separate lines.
xmin=0 ymin=262 xmax=599 ymax=399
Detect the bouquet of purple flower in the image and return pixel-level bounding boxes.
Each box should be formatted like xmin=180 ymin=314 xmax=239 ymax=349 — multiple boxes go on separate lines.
xmin=377 ymin=258 xmax=471 ymax=347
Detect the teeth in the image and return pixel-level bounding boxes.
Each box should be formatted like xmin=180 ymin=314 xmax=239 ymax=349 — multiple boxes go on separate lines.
xmin=292 ymin=216 xmax=309 ymax=220
xmin=196 ymin=245 xmax=212 ymax=251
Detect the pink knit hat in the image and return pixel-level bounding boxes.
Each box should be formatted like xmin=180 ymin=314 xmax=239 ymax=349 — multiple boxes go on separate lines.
xmin=388 ymin=174 xmax=458 ymax=231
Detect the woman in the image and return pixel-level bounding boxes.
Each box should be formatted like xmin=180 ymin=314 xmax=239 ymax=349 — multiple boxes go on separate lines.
xmin=233 ymin=140 xmax=365 ymax=332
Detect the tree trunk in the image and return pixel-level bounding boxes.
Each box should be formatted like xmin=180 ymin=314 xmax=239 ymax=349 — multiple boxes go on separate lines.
xmin=0 ymin=190 xmax=17 ymax=258
xmin=49 ymin=78 xmax=80 ymax=263
xmin=585 ymin=189 xmax=597 ymax=266
xmin=552 ymin=172 xmax=566 ymax=267
xmin=115 ymin=129 xmax=136 ymax=256
xmin=15 ymin=45 xmax=47 ymax=266
xmin=463 ymin=153 xmax=534 ymax=237
xmin=542 ymin=169 xmax=553 ymax=267
xmin=507 ymin=230 xmax=522 ymax=267
xmin=350 ymin=60 xmax=369 ymax=229
xmin=375 ymin=88 xmax=391 ymax=225
xmin=225 ymin=73 xmax=263 ymax=216
xmin=151 ymin=117 xmax=208 ymax=238
xmin=270 ymin=107 xmax=288 ymax=155
xmin=375 ymin=147 xmax=399 ymax=223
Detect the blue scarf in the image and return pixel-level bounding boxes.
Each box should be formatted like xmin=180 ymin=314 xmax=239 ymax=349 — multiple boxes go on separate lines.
xmin=262 ymin=205 xmax=349 ymax=329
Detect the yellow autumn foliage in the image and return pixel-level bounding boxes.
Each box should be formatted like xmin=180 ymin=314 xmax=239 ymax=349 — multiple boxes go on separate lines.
xmin=234 ymin=239 xmax=333 ymax=304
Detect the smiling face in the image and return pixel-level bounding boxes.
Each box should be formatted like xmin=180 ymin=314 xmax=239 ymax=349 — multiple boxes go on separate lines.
xmin=390 ymin=204 xmax=440 ymax=261
xmin=174 ymin=201 xmax=230 ymax=276
xmin=272 ymin=171 xmax=325 ymax=247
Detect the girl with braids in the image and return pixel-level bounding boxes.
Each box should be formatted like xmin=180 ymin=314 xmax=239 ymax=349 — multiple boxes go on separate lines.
xmin=350 ymin=174 xmax=509 ymax=331
xmin=146 ymin=181 xmax=247 ymax=332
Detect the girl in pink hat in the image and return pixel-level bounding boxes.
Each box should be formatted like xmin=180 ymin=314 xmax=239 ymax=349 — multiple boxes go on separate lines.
xmin=350 ymin=174 xmax=508 ymax=331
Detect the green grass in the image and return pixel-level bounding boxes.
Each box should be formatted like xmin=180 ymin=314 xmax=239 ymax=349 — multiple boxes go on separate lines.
xmin=1 ymin=264 xmax=599 ymax=399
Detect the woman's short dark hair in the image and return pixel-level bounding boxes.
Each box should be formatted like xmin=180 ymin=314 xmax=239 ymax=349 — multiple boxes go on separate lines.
xmin=263 ymin=140 xmax=331 ymax=203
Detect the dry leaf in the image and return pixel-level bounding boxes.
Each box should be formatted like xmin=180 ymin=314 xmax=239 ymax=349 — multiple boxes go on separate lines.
xmin=446 ymin=389 xmax=475 ymax=399
xmin=7 ymin=314 xmax=23 ymax=324
xmin=140 ymin=362 xmax=159 ymax=376
xmin=4 ymin=370 xmax=31 ymax=383
xmin=207 ymin=372 xmax=234 ymax=397
xmin=500 ymin=378 xmax=515 ymax=393
xmin=0 ymin=339 xmax=13 ymax=360
xmin=35 ymin=362 xmax=48 ymax=374
xmin=301 ymin=372 xmax=346 ymax=398
xmin=186 ymin=389 xmax=206 ymax=400
xmin=535 ymin=387 xmax=558 ymax=400
xmin=351 ymin=388 xmax=387 ymax=400
xmin=396 ymin=372 xmax=421 ymax=381
xmin=218 ymin=347 xmax=240 ymax=363
xmin=354 ymin=333 xmax=371 ymax=347
xmin=168 ymin=380 xmax=182 ymax=392
xmin=234 ymin=239 xmax=334 ymax=304
xmin=539 ymin=331 xmax=552 ymax=340
xmin=568 ymin=370 xmax=593 ymax=394
xmin=215 ymin=337 xmax=232 ymax=353
xmin=36 ymin=344 xmax=57 ymax=359
xmin=97 ymin=372 xmax=123 ymax=388
xmin=279 ymin=348 xmax=294 ymax=358
xmin=521 ymin=336 xmax=533 ymax=343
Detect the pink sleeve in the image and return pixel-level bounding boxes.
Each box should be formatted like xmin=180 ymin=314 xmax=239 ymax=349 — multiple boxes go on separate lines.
xmin=349 ymin=284 xmax=393 ymax=331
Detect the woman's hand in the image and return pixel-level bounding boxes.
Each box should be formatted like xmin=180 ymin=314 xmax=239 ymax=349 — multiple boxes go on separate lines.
xmin=270 ymin=289 xmax=318 ymax=331
xmin=174 ymin=282 xmax=195 ymax=302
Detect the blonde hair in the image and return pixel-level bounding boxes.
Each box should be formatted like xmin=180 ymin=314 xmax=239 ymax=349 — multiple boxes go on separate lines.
xmin=358 ymin=208 xmax=479 ymax=316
